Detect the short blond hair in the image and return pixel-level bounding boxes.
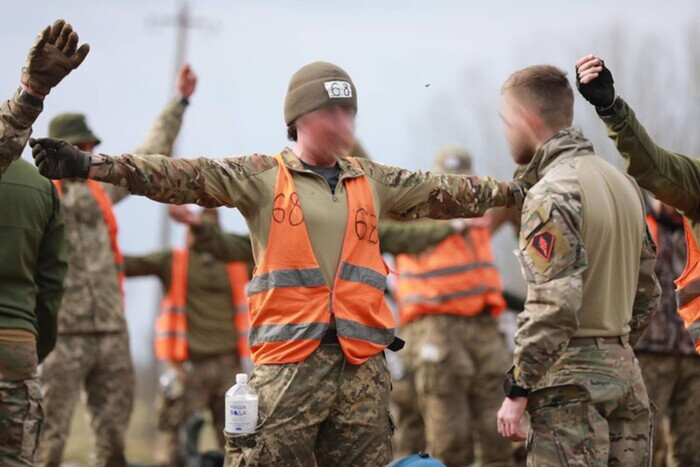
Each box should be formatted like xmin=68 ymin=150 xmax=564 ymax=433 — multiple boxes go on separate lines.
xmin=502 ymin=65 xmax=574 ymax=129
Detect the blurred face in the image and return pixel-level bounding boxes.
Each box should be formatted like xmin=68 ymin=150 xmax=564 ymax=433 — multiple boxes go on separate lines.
xmin=296 ymin=105 xmax=356 ymax=162
xmin=499 ymin=91 xmax=538 ymax=165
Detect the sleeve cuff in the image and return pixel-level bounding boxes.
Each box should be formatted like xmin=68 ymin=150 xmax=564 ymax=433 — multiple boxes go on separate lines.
xmin=9 ymin=88 xmax=43 ymax=127
xmin=598 ymin=97 xmax=629 ymax=129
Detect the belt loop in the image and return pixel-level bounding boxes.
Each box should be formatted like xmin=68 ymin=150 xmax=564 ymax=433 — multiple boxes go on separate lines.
xmin=595 ymin=337 xmax=604 ymax=350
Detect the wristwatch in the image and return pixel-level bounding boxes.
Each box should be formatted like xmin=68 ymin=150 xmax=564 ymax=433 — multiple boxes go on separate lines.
xmin=18 ymin=87 xmax=44 ymax=108
xmin=503 ymin=366 xmax=530 ymax=399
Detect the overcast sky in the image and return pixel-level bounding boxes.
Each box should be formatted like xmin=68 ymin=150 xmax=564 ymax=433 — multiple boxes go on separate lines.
xmin=3 ymin=0 xmax=697 ymax=364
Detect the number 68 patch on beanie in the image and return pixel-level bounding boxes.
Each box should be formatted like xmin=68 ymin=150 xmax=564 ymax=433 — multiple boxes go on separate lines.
xmin=324 ymin=81 xmax=353 ymax=98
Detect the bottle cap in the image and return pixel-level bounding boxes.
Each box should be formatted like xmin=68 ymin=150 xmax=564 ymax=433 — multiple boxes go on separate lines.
xmin=236 ymin=373 xmax=248 ymax=384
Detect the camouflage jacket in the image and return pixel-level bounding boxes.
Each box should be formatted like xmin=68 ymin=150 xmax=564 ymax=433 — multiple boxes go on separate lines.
xmin=0 ymin=89 xmax=43 ymax=180
xmin=513 ymin=128 xmax=660 ymax=389
xmin=89 ymin=149 xmax=522 ymax=287
xmin=601 ymin=98 xmax=700 ymax=351
xmin=58 ymin=99 xmax=187 ymax=334
xmin=635 ymin=212 xmax=697 ymax=355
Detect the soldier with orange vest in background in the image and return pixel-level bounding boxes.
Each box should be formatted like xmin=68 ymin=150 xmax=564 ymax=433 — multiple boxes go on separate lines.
xmin=29 ymin=61 xmax=526 ymax=465
xmin=393 ymin=146 xmax=515 ymax=467
xmin=37 ymin=65 xmax=196 ymax=467
xmin=124 ymin=207 xmax=251 ymax=467
xmin=637 ymin=199 xmax=700 ymax=466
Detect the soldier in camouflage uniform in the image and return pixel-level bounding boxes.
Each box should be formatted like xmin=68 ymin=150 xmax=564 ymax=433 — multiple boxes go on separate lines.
xmin=635 ymin=199 xmax=700 ymax=466
xmin=36 ymin=65 xmax=197 ymax=467
xmin=495 ymin=65 xmax=660 ymax=466
xmin=0 ymin=19 xmax=87 ymax=467
xmin=30 ymin=61 xmax=525 ymax=466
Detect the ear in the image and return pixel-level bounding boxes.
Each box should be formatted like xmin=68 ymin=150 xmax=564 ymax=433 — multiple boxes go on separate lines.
xmin=521 ymin=106 xmax=543 ymax=132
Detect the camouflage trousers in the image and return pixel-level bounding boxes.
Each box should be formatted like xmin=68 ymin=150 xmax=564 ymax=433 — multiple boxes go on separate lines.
xmin=224 ymin=344 xmax=393 ymax=466
xmin=637 ymin=352 xmax=700 ymax=467
xmin=38 ymin=332 xmax=134 ymax=467
xmin=160 ymin=352 xmax=240 ymax=466
xmin=391 ymin=318 xmax=425 ymax=459
xmin=527 ymin=340 xmax=652 ymax=466
xmin=397 ymin=314 xmax=514 ymax=467
xmin=0 ymin=339 xmax=43 ymax=466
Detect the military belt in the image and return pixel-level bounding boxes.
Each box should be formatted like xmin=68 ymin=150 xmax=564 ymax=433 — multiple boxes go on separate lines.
xmin=320 ymin=328 xmax=405 ymax=351
xmin=568 ymin=335 xmax=628 ymax=348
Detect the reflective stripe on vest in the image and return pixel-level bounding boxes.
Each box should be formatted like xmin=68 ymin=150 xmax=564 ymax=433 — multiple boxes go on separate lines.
xmin=396 ymin=230 xmax=506 ymax=326
xmin=155 ymin=250 xmax=251 ymax=362
xmin=155 ymin=250 xmax=189 ymax=361
xmin=674 ymin=217 xmax=700 ymax=354
xmin=646 ymin=214 xmax=659 ymax=246
xmin=53 ymin=180 xmax=125 ymax=295
xmin=247 ymin=155 xmax=394 ymax=365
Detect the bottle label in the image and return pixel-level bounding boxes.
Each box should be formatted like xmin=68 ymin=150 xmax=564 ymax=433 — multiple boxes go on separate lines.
xmin=225 ymin=398 xmax=258 ymax=434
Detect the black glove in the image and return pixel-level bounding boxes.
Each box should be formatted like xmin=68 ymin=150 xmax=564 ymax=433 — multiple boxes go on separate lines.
xmin=29 ymin=137 xmax=91 ymax=179
xmin=576 ymin=61 xmax=615 ymax=109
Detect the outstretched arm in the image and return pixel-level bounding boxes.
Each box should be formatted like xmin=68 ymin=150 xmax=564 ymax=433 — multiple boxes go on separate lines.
xmin=361 ymin=159 xmax=526 ymax=221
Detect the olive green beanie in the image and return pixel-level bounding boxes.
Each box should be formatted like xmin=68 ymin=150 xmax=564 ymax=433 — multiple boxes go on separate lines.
xmin=49 ymin=113 xmax=101 ymax=146
xmin=284 ymin=61 xmax=357 ymax=126
xmin=431 ymin=145 xmax=473 ymax=175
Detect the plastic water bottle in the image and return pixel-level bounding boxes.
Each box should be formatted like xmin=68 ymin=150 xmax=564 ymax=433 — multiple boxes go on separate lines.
xmin=224 ymin=373 xmax=258 ymax=434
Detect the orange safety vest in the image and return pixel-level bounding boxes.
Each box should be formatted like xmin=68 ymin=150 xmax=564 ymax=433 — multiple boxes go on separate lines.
xmin=674 ymin=218 xmax=700 ymax=353
xmin=247 ymin=155 xmax=394 ymax=365
xmin=53 ymin=180 xmax=124 ymax=294
xmin=154 ymin=249 xmax=251 ymax=362
xmin=646 ymin=214 xmax=659 ymax=245
xmin=395 ymin=230 xmax=506 ymax=326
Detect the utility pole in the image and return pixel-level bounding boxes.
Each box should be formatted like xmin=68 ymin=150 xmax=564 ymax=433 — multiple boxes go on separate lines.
xmin=148 ymin=0 xmax=217 ymax=249
xmin=141 ymin=0 xmax=218 ymax=407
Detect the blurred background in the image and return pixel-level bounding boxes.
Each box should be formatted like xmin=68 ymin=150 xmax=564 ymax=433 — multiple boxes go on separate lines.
xmin=2 ymin=0 xmax=699 ymax=463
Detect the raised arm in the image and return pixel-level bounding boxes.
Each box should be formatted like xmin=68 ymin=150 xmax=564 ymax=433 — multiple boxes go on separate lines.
xmin=576 ymin=55 xmax=700 ymax=220
xmin=105 ymin=64 xmax=196 ymax=203
xmin=1 ymin=19 xmax=89 ymax=179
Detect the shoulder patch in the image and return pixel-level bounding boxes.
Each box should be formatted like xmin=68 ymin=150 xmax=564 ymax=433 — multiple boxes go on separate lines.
xmin=531 ymin=230 xmax=555 ymax=262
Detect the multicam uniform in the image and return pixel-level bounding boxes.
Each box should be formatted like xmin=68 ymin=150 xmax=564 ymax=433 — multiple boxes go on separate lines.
xmin=38 ymin=99 xmax=187 ymax=467
xmin=512 ymin=128 xmax=660 ymax=465
xmin=0 ymin=90 xmax=68 ymax=467
xmin=82 ymin=147 xmax=521 ymax=466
